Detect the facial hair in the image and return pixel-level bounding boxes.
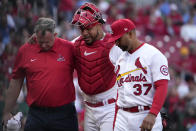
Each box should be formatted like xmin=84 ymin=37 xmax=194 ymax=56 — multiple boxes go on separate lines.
xmin=84 ymin=29 xmax=99 ymax=46
xmin=118 ymin=45 xmax=129 ymax=51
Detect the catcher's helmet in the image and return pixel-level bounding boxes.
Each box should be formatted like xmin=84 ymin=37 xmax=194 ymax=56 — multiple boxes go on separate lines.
xmin=71 ymin=3 xmax=105 ymax=29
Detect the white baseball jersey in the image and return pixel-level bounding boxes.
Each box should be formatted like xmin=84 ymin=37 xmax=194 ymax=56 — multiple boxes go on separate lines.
xmin=115 ymin=43 xmax=170 ymax=108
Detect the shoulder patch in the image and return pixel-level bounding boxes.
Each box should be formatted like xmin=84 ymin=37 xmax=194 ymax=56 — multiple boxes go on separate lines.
xmin=160 ymin=65 xmax=168 ymax=76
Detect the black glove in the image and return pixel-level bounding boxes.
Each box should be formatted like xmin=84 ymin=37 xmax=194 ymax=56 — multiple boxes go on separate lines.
xmin=161 ymin=112 xmax=170 ymax=131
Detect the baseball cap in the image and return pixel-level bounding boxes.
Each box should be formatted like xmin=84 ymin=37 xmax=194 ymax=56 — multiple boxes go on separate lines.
xmin=108 ymin=19 xmax=136 ymax=43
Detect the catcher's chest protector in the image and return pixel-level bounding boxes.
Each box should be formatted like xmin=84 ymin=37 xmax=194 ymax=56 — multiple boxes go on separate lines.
xmin=74 ymin=34 xmax=116 ymax=95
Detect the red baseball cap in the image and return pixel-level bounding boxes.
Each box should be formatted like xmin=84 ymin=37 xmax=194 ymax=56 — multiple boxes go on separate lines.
xmin=108 ymin=19 xmax=136 ymax=43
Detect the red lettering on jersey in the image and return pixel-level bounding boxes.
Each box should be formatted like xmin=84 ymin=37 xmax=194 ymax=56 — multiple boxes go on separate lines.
xmin=130 ymin=76 xmax=135 ymax=81
xmin=135 ymin=76 xmax=139 ymax=81
xmin=135 ymin=57 xmax=147 ymax=74
xmin=117 ymin=77 xmax=123 ymax=87
xmin=125 ymin=76 xmax=130 ymax=82
xmin=115 ymin=65 xmax=120 ymax=77
xmin=117 ymin=73 xmax=147 ymax=87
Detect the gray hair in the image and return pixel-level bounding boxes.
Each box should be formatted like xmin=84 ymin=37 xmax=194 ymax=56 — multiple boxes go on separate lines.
xmin=34 ymin=17 xmax=56 ymax=35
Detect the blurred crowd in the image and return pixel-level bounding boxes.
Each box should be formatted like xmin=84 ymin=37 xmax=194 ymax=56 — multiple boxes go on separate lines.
xmin=0 ymin=0 xmax=196 ymax=131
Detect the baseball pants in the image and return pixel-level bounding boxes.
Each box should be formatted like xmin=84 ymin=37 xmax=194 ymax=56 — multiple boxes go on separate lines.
xmin=84 ymin=102 xmax=115 ymax=131
xmin=114 ymin=109 xmax=162 ymax=131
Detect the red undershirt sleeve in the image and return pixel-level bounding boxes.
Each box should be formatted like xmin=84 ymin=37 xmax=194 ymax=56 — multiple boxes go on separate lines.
xmin=150 ymin=79 xmax=168 ymax=116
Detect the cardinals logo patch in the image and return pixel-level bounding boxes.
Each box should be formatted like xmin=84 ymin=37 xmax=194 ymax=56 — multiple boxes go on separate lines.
xmin=160 ymin=65 xmax=168 ymax=76
xmin=57 ymin=54 xmax=65 ymax=62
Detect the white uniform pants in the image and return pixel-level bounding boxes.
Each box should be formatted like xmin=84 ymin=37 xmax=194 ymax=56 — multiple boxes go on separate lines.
xmin=84 ymin=102 xmax=115 ymax=131
xmin=114 ymin=109 xmax=162 ymax=131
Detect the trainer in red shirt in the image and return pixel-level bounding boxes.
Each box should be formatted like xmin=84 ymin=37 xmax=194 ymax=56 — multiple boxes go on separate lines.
xmin=2 ymin=18 xmax=78 ymax=131
xmin=12 ymin=37 xmax=75 ymax=107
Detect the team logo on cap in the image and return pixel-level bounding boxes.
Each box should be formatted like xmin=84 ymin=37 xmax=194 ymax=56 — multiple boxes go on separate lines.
xmin=160 ymin=65 xmax=168 ymax=76
xmin=124 ymin=28 xmax=128 ymax=31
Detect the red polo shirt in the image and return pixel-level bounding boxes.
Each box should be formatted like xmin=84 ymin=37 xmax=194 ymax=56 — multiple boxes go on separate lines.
xmin=12 ymin=37 xmax=75 ymax=107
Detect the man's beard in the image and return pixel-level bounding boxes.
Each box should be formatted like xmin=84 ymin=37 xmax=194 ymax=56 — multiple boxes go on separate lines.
xmin=84 ymin=31 xmax=99 ymax=46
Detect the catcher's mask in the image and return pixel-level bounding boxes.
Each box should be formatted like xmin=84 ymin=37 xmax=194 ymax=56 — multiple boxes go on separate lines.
xmin=71 ymin=3 xmax=105 ymax=30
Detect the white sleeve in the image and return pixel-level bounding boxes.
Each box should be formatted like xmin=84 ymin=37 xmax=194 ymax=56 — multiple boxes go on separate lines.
xmin=150 ymin=52 xmax=170 ymax=82
xmin=109 ymin=45 xmax=123 ymax=66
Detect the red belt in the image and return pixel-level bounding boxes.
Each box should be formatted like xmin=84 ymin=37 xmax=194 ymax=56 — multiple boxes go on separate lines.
xmin=118 ymin=106 xmax=150 ymax=113
xmin=85 ymin=98 xmax=116 ymax=107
